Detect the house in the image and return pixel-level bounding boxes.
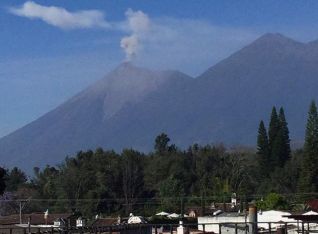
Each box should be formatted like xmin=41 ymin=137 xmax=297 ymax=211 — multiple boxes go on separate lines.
xmin=198 ymin=212 xmax=246 ymax=233
xmin=197 ymin=209 xmax=318 ymax=234
xmin=0 ymin=213 xmax=75 ymax=226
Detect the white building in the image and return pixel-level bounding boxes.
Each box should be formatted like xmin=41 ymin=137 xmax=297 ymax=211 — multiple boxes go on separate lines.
xmin=198 ymin=210 xmax=318 ymax=234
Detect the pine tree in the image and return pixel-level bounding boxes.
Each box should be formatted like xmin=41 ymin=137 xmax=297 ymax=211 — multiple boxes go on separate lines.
xmin=268 ymin=107 xmax=279 ymax=150
xmin=268 ymin=107 xmax=280 ymax=168
xmin=298 ymin=100 xmax=318 ymax=196
xmin=271 ymin=129 xmax=284 ymax=168
xmin=278 ymin=108 xmax=291 ymax=166
xmin=271 ymin=108 xmax=291 ymax=168
xmin=257 ymin=120 xmax=270 ymax=178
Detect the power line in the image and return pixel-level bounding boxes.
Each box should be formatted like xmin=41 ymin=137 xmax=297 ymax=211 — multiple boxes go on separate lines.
xmin=0 ymin=192 xmax=317 ymax=203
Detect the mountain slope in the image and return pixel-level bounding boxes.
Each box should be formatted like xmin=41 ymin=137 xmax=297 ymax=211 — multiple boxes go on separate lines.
xmin=193 ymin=33 xmax=318 ymax=144
xmin=0 ymin=63 xmax=192 ymax=171
xmin=2 ymin=33 xmax=318 ymax=172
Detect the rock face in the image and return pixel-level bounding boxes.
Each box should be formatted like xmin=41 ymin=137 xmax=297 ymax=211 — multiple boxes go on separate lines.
xmin=2 ymin=33 xmax=318 ymax=173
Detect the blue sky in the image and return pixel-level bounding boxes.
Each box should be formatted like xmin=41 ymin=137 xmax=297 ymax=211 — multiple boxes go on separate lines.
xmin=1 ymin=0 xmax=318 ymax=137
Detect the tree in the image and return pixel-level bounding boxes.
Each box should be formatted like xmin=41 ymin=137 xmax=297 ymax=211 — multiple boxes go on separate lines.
xmin=85 ymin=149 xmax=121 ymax=216
xmin=257 ymin=120 xmax=270 ymax=178
xmin=255 ymin=193 xmax=289 ymax=210
xmin=0 ymin=168 xmax=6 ymax=195
xmin=268 ymin=107 xmax=281 ymax=168
xmin=154 ymin=133 xmax=170 ymax=155
xmin=145 ymin=133 xmax=174 ymax=194
xmin=278 ymin=108 xmax=291 ymax=163
xmin=159 ymin=176 xmax=185 ymax=212
xmin=55 ymin=150 xmax=98 ymax=213
xmin=121 ymin=149 xmax=145 ymax=215
xmin=298 ymin=100 xmax=318 ymax=197
xmin=268 ymin=107 xmax=280 ymax=153
xmin=268 ymin=107 xmax=291 ymax=169
xmin=5 ymin=167 xmax=27 ymax=191
xmin=271 ymin=108 xmax=291 ymax=168
xmin=0 ymin=192 xmax=18 ymax=216
xmin=265 ymin=193 xmax=289 ymax=210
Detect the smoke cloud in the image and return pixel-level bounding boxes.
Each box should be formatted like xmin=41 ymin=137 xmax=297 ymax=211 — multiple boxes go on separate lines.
xmin=120 ymin=35 xmax=141 ymax=61
xmin=9 ymin=1 xmax=110 ymax=30
xmin=120 ymin=9 xmax=150 ymax=61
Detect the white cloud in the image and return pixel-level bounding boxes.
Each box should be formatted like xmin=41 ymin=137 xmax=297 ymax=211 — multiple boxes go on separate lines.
xmin=9 ymin=1 xmax=110 ymax=30
xmin=125 ymin=8 xmax=150 ymax=34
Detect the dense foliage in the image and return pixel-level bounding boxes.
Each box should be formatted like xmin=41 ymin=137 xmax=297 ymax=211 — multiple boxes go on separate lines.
xmin=255 ymin=193 xmax=289 ymax=211
xmin=1 ymin=101 xmax=318 ymax=217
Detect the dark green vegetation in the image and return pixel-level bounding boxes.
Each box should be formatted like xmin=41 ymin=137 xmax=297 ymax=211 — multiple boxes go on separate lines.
xmin=1 ymin=101 xmax=318 ymax=217
xmin=255 ymin=193 xmax=289 ymax=211
xmin=0 ymin=168 xmax=6 ymax=195
xmin=1 ymin=141 xmax=257 ymax=217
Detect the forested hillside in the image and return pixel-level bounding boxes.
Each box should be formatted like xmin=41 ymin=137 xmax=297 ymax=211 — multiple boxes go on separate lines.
xmin=1 ymin=101 xmax=318 ymax=217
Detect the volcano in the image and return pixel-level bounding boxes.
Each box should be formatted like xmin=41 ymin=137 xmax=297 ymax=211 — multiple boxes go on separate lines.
xmin=2 ymin=33 xmax=318 ymax=173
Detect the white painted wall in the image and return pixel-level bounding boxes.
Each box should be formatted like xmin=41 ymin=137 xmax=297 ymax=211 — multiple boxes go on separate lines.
xmin=198 ymin=216 xmax=245 ymax=233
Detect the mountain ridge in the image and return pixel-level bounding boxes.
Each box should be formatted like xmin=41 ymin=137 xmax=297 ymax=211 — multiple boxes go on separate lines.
xmin=1 ymin=33 xmax=318 ymax=173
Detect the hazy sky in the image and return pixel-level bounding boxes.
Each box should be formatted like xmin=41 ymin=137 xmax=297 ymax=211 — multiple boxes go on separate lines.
xmin=2 ymin=0 xmax=318 ymax=137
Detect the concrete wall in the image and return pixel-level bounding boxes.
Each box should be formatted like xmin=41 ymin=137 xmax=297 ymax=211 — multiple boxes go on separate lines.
xmin=198 ymin=216 xmax=245 ymax=233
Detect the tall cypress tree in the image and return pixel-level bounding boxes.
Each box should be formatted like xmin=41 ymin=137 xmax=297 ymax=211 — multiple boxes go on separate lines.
xmin=298 ymin=100 xmax=318 ymax=196
xmin=271 ymin=108 xmax=291 ymax=168
xmin=268 ymin=107 xmax=279 ymax=149
xmin=278 ymin=108 xmax=291 ymax=166
xmin=257 ymin=120 xmax=270 ymax=178
xmin=271 ymin=129 xmax=284 ymax=168
xmin=268 ymin=107 xmax=280 ymax=168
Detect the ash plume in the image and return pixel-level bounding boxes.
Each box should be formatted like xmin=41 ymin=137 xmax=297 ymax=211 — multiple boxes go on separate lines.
xmin=120 ymin=9 xmax=150 ymax=61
